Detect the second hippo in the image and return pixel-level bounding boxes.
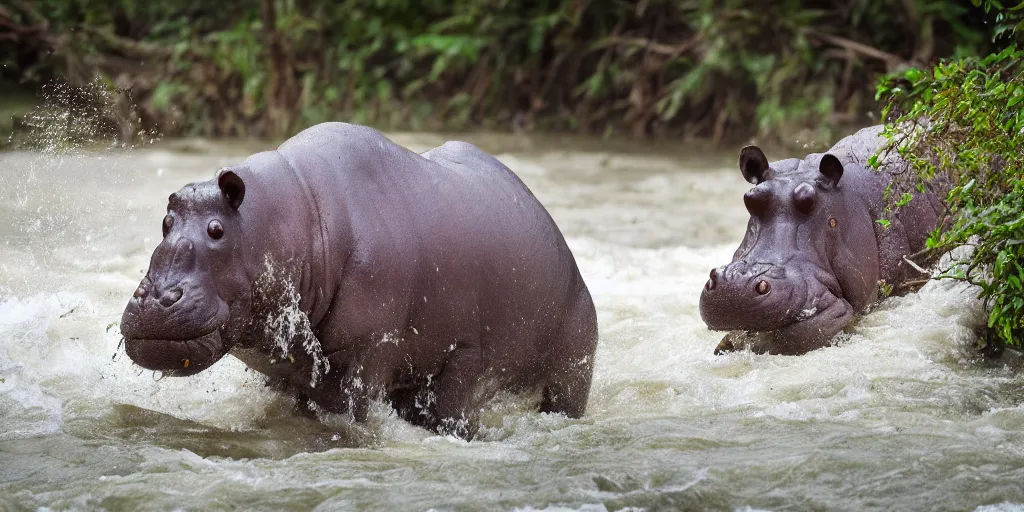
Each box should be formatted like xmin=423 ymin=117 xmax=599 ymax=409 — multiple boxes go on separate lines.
xmin=700 ymin=125 xmax=946 ymax=355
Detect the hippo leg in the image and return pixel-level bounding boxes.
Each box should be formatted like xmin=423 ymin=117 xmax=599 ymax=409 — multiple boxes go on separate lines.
xmin=293 ymin=391 xmax=318 ymax=418
xmin=331 ymin=336 xmax=409 ymax=423
xmin=388 ymin=383 xmax=437 ymax=429
xmin=540 ymin=292 xmax=598 ymax=419
xmin=434 ymin=338 xmax=485 ymax=440
xmin=713 ymin=332 xmax=741 ymax=355
xmin=713 ymin=331 xmax=778 ymax=355
xmin=314 ymin=361 xmax=373 ymax=423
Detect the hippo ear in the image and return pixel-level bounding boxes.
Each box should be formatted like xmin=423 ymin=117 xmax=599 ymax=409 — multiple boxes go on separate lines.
xmin=217 ymin=170 xmax=246 ymax=210
xmin=739 ymin=146 xmax=771 ymax=185
xmin=817 ymin=154 xmax=844 ymax=188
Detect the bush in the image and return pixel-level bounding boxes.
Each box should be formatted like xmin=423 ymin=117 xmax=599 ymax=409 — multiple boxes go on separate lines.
xmin=877 ymin=0 xmax=1024 ymax=348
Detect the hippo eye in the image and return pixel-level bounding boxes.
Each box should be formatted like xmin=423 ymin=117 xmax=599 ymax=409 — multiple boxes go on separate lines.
xmin=829 ymin=217 xmax=838 ymax=228
xmin=207 ymin=219 xmax=224 ymax=240
xmin=755 ymin=280 xmax=771 ymax=295
xmin=792 ymin=183 xmax=816 ymax=214
xmin=162 ymin=215 xmax=173 ymax=237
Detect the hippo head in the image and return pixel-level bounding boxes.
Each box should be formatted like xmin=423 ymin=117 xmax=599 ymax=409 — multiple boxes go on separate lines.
xmin=121 ymin=170 xmax=251 ymax=376
xmin=699 ymin=146 xmax=855 ymax=353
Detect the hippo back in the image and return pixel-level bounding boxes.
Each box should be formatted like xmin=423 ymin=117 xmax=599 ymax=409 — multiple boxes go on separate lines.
xmin=823 ymin=125 xmax=945 ymax=285
xmin=248 ymin=123 xmax=588 ymax=383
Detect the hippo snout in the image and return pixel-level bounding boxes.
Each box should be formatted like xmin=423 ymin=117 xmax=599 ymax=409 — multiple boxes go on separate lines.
xmin=705 ymin=268 xmax=719 ymax=291
xmin=703 ymin=266 xmax=773 ymax=295
xmin=121 ymin=271 xmax=233 ymax=376
xmin=121 ymin=288 xmax=232 ymax=376
xmin=132 ymin=280 xmax=183 ymax=308
xmin=124 ymin=277 xmax=224 ymax=336
xmin=699 ymin=261 xmax=799 ymax=332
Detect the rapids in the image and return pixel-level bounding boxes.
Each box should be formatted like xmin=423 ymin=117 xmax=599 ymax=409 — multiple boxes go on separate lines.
xmin=2 ymin=133 xmax=1023 ymax=511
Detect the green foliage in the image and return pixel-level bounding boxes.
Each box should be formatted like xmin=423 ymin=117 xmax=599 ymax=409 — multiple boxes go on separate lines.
xmin=878 ymin=33 xmax=1024 ymax=347
xmin=974 ymin=0 xmax=1024 ymax=42
xmin=0 ymin=0 xmax=998 ymax=140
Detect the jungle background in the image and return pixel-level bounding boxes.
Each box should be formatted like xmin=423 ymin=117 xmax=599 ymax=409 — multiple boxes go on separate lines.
xmin=0 ymin=0 xmax=1004 ymax=146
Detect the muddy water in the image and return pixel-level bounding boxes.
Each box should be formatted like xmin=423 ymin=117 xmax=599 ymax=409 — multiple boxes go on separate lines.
xmin=1 ymin=132 xmax=1023 ymax=511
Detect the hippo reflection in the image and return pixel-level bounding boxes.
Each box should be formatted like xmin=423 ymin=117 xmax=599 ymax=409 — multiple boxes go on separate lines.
xmin=700 ymin=126 xmax=946 ymax=355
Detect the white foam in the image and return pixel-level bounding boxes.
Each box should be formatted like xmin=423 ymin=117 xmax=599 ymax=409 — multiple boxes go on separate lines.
xmin=977 ymin=504 xmax=1024 ymax=512
xmin=0 ymin=293 xmax=85 ymax=440
xmin=0 ymin=291 xmax=281 ymax=435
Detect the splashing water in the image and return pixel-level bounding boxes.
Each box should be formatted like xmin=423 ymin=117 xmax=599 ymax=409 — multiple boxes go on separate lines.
xmin=6 ymin=77 xmax=161 ymax=154
xmin=1 ymin=78 xmax=163 ymax=293
xmin=253 ymin=256 xmax=330 ymax=388
xmin=2 ymin=125 xmax=1024 ymax=510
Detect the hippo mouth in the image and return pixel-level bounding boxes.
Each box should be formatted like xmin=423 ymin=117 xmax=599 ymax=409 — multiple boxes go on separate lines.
xmin=709 ymin=289 xmax=856 ymax=354
xmin=704 ymin=287 xmax=835 ymax=332
xmin=124 ymin=329 xmax=229 ymax=377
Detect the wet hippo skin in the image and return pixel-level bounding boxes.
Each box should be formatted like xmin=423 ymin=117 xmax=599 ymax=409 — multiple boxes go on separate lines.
xmin=121 ymin=122 xmax=598 ymax=439
xmin=700 ymin=125 xmax=946 ymax=355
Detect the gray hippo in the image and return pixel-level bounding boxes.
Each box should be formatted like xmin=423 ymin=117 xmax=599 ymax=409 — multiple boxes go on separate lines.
xmin=699 ymin=125 xmax=945 ymax=355
xmin=120 ymin=122 xmax=598 ymax=439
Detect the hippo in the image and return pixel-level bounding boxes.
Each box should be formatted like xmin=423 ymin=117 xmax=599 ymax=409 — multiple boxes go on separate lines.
xmin=699 ymin=125 xmax=946 ymax=355
xmin=120 ymin=122 xmax=598 ymax=439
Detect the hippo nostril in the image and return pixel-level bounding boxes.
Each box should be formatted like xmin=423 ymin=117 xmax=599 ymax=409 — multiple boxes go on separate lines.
xmin=706 ymin=268 xmax=719 ymax=291
xmin=159 ymin=288 xmax=183 ymax=307
xmin=133 ymin=285 xmax=147 ymax=298
xmin=755 ymin=280 xmax=771 ymax=295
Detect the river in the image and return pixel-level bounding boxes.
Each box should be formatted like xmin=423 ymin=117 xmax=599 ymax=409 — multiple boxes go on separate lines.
xmin=2 ymin=130 xmax=1023 ymax=511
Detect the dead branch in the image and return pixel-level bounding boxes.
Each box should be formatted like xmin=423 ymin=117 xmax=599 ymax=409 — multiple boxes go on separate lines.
xmin=6 ymin=0 xmax=48 ymax=27
xmin=79 ymin=26 xmax=173 ymax=58
xmin=590 ymin=34 xmax=701 ymax=57
xmin=809 ymin=30 xmax=908 ymax=71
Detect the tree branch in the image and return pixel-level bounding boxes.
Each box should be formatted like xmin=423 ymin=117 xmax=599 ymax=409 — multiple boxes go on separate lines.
xmin=6 ymin=0 xmax=49 ymax=27
xmin=809 ymin=30 xmax=907 ymax=71
xmin=591 ymin=34 xmax=701 ymax=57
xmin=78 ymin=26 xmax=173 ymax=58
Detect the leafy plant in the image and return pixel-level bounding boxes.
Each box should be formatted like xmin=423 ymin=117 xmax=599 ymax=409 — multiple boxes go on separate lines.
xmin=877 ymin=0 xmax=1024 ymax=348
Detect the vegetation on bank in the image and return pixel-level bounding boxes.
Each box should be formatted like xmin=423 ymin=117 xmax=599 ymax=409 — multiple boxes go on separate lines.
xmin=878 ymin=0 xmax=1024 ymax=349
xmin=0 ymin=0 xmax=995 ymax=143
